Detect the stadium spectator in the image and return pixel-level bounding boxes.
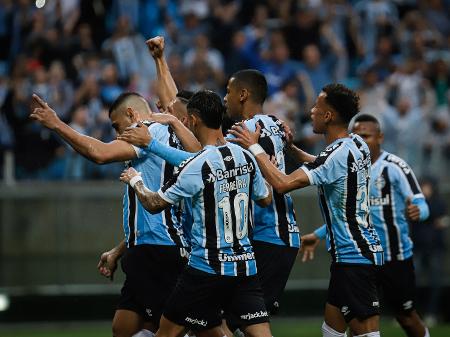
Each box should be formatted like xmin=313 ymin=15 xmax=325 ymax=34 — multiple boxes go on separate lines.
xmin=0 ymin=0 xmax=447 ymax=181
xmin=414 ymin=177 xmax=449 ymax=325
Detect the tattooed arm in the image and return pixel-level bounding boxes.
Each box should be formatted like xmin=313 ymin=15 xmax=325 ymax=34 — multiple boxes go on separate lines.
xmin=120 ymin=168 xmax=171 ymax=214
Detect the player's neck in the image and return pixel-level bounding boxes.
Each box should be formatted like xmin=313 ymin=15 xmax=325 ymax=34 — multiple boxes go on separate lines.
xmin=324 ymin=126 xmax=349 ymax=145
xmin=242 ymin=103 xmax=263 ymax=120
xmin=371 ymin=148 xmax=382 ymax=163
xmin=197 ymin=128 xmax=226 ymax=147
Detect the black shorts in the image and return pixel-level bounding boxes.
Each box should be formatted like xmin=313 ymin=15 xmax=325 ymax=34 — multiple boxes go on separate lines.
xmin=377 ymin=257 xmax=416 ymax=315
xmin=117 ymin=244 xmax=187 ymax=325
xmin=163 ymin=266 xmax=269 ymax=331
xmin=327 ymin=263 xmax=380 ymax=323
xmin=252 ymin=240 xmax=299 ymax=314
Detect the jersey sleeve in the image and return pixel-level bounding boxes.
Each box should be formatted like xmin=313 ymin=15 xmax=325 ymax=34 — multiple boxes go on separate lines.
xmin=390 ymin=160 xmax=423 ymax=200
xmin=251 ymin=157 xmax=269 ymax=201
xmin=389 ymin=160 xmax=429 ymax=221
xmin=300 ymin=143 xmax=346 ymax=186
xmin=314 ymin=224 xmax=327 ymax=240
xmin=157 ymin=156 xmax=203 ymax=205
xmin=149 ymin=139 xmax=195 ymax=166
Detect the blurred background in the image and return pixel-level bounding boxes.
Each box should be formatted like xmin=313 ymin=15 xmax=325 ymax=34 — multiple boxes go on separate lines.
xmin=0 ymin=0 xmax=449 ymax=336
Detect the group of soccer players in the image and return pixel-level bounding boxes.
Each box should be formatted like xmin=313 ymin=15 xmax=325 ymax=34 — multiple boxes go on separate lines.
xmin=29 ymin=35 xmax=431 ymax=337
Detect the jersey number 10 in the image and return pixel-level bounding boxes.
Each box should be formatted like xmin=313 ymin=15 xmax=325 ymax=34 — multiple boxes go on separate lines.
xmin=218 ymin=192 xmax=249 ymax=243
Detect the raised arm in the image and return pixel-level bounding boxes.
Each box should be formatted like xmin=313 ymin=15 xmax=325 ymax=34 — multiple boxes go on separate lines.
xmin=228 ymin=123 xmax=310 ymax=193
xmin=30 ymin=94 xmax=136 ymax=164
xmin=120 ymin=167 xmax=171 ymax=214
xmin=147 ymin=36 xmax=178 ymax=110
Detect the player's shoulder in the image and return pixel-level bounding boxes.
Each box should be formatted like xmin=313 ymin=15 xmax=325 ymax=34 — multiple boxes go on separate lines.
xmin=318 ymin=139 xmax=347 ymax=160
xmin=382 ymin=151 xmax=413 ymax=175
xmin=226 ymin=142 xmax=255 ymax=162
xmin=383 ymin=152 xmax=412 ymax=175
xmin=174 ymin=149 xmax=209 ymax=175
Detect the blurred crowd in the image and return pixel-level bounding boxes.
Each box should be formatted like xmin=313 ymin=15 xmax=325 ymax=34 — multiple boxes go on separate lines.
xmin=0 ymin=0 xmax=449 ymax=180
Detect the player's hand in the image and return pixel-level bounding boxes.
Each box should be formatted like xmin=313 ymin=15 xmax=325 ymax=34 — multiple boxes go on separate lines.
xmin=118 ymin=122 xmax=152 ymax=147
xmin=29 ymin=94 xmax=61 ymax=130
xmin=406 ymin=197 xmax=420 ymax=222
xmin=300 ymin=233 xmax=320 ymax=262
xmin=97 ymin=249 xmax=119 ymax=281
xmin=281 ymin=120 xmax=294 ymax=148
xmin=228 ymin=122 xmax=261 ymax=149
xmin=120 ymin=167 xmax=140 ymax=185
xmin=146 ymin=36 xmax=165 ymax=59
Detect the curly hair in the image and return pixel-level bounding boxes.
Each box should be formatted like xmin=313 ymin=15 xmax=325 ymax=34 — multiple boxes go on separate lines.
xmin=322 ymin=83 xmax=360 ymax=124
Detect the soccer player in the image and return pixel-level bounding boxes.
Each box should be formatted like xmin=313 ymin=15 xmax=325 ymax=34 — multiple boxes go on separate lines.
xmin=229 ymin=84 xmax=383 ymax=337
xmin=303 ymin=114 xmax=431 ymax=337
xmin=224 ymin=70 xmax=300 ymax=318
xmin=119 ymin=90 xmax=273 ymax=337
xmin=29 ymin=92 xmax=198 ymax=337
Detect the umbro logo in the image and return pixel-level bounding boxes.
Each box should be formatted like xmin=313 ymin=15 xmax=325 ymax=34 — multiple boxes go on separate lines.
xmin=224 ymin=156 xmax=233 ymax=162
xmin=146 ymin=309 xmax=152 ymax=317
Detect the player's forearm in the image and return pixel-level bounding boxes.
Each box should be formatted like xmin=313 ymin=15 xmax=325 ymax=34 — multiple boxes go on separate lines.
xmin=53 ymin=120 xmax=112 ymax=164
xmin=254 ymin=154 xmax=298 ymax=194
xmin=288 ymin=144 xmax=316 ymax=163
xmin=170 ymin=119 xmax=202 ymax=152
xmin=155 ymin=57 xmax=178 ymax=109
xmin=133 ymin=181 xmax=166 ymax=214
xmin=110 ymin=239 xmax=126 ymax=259
xmin=149 ymin=139 xmax=194 ymax=166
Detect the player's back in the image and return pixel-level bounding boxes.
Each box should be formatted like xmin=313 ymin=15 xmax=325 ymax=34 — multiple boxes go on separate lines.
xmin=160 ymin=142 xmax=269 ymax=277
xmin=123 ymin=121 xmax=187 ymax=248
xmin=242 ymin=114 xmax=299 ymax=247
xmin=302 ymin=134 xmax=383 ymax=265
xmin=369 ymin=151 xmax=423 ymax=261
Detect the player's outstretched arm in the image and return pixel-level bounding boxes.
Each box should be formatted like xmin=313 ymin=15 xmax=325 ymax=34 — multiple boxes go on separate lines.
xmin=146 ymin=36 xmax=178 ymax=110
xmin=228 ymin=122 xmax=310 ymax=193
xmin=120 ymin=167 xmax=170 ymax=214
xmin=30 ymin=94 xmax=137 ymax=164
xmin=97 ymin=239 xmax=126 ymax=281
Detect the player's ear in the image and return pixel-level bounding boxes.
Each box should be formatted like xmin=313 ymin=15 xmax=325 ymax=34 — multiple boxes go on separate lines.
xmin=324 ymin=110 xmax=333 ymax=123
xmin=240 ymin=88 xmax=249 ymax=103
xmin=127 ymin=107 xmax=139 ymax=121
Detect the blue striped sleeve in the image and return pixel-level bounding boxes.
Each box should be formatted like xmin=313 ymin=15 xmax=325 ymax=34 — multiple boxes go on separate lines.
xmin=149 ymin=139 xmax=196 ymax=166
xmin=412 ymin=197 xmax=430 ymax=222
xmin=314 ymin=224 xmax=327 ymax=240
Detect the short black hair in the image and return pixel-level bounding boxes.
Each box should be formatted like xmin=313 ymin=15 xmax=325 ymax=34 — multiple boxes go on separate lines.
xmin=109 ymin=92 xmax=144 ymax=116
xmin=354 ymin=114 xmax=380 ymax=125
xmin=322 ymin=83 xmax=360 ymax=124
xmin=176 ymin=90 xmax=194 ymax=100
xmin=176 ymin=90 xmax=194 ymax=105
xmin=231 ymin=69 xmax=268 ymax=104
xmin=187 ymin=90 xmax=224 ymax=129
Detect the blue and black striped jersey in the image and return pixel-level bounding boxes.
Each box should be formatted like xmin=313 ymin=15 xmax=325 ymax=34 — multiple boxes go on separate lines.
xmin=301 ymin=134 xmax=383 ymax=265
xmin=229 ymin=114 xmax=300 ymax=248
xmin=123 ymin=122 xmax=188 ymax=248
xmin=158 ymin=143 xmax=269 ymax=276
xmin=370 ymin=151 xmax=426 ymax=262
